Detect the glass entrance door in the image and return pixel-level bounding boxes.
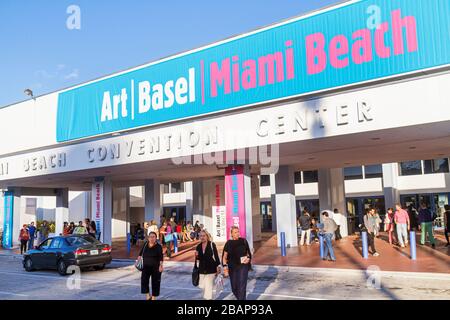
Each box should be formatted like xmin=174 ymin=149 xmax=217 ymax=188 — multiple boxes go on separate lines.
xmin=346 ymin=196 xmax=385 ymax=234
xmin=260 ymin=202 xmax=272 ymax=231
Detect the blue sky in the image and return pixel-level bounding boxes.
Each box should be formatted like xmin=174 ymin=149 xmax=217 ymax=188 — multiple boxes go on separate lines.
xmin=0 ymin=0 xmax=338 ymax=107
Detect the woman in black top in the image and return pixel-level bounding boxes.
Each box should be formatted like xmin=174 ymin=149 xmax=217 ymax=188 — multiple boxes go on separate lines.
xmin=222 ymin=226 xmax=252 ymax=300
xmin=195 ymin=230 xmax=220 ymax=300
xmin=138 ymin=232 xmax=164 ymax=300
xmin=89 ymin=221 xmax=97 ymax=239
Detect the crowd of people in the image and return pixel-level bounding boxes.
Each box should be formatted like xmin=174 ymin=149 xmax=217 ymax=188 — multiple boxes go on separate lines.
xmin=17 ymin=218 xmax=99 ymax=254
xmin=132 ymin=218 xmax=203 ymax=258
xmin=296 ymin=202 xmax=449 ymax=262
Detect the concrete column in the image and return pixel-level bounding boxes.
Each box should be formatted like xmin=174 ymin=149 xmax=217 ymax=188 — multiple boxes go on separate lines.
xmin=92 ymin=178 xmax=113 ymax=245
xmin=382 ymin=163 xmax=400 ymax=210
xmin=269 ymin=174 xmax=277 ymax=232
xmin=192 ymin=180 xmax=204 ymax=224
xmin=2 ymin=188 xmax=21 ymax=248
xmin=144 ymin=179 xmax=161 ymax=225
xmin=251 ymin=175 xmax=261 ymax=242
xmin=112 ymin=187 xmax=128 ymax=239
xmin=273 ymin=166 xmax=297 ymax=247
xmin=55 ymin=188 xmax=69 ymax=236
xmin=126 ymin=187 xmax=131 ymax=234
xmin=318 ymin=168 xmax=348 ymax=237
xmin=243 ymin=164 xmax=254 ymax=251
xmin=103 ymin=178 xmax=113 ymax=245
xmin=185 ymin=181 xmax=193 ymax=223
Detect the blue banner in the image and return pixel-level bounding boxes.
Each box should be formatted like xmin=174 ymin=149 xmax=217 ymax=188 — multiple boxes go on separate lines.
xmin=2 ymin=191 xmax=14 ymax=249
xmin=56 ymin=0 xmax=450 ymax=142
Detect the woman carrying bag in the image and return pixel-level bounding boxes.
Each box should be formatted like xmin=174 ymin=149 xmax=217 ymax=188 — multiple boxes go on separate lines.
xmin=136 ymin=232 xmax=164 ymax=300
xmin=222 ymin=226 xmax=252 ymax=300
xmin=194 ymin=230 xmax=221 ymax=300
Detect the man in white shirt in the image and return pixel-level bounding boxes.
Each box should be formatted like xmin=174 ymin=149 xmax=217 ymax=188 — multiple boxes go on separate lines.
xmin=332 ymin=208 xmax=343 ymax=240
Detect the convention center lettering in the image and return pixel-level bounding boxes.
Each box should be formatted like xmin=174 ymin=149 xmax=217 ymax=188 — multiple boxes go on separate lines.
xmin=56 ymin=0 xmax=450 ymax=141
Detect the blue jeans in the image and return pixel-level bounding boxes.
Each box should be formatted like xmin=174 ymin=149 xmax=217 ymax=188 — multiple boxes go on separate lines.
xmin=323 ymin=233 xmax=336 ymax=261
xmin=28 ymin=236 xmax=35 ymax=250
xmin=396 ymin=223 xmax=408 ymax=246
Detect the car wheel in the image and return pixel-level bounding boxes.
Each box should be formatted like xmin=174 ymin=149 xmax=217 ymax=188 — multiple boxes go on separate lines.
xmin=57 ymin=259 xmax=68 ymax=276
xmin=24 ymin=257 xmax=34 ymax=272
xmin=93 ymin=264 xmax=105 ymax=271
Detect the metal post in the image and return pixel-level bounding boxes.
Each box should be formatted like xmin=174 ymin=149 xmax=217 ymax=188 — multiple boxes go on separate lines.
xmin=280 ymin=232 xmax=286 ymax=256
xmin=319 ymin=234 xmax=324 ymax=259
xmin=362 ymin=231 xmax=368 ymax=259
xmin=410 ymin=231 xmax=416 ymax=260
xmin=174 ymin=235 xmax=178 ymax=254
xmin=126 ymin=233 xmax=131 ymax=257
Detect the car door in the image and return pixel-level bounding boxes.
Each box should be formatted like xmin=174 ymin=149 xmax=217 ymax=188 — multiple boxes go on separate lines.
xmin=46 ymin=237 xmax=63 ymax=268
xmin=33 ymin=238 xmax=53 ymax=268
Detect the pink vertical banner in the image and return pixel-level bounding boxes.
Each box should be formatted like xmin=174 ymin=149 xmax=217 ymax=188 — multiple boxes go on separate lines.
xmin=225 ymin=165 xmax=246 ymax=239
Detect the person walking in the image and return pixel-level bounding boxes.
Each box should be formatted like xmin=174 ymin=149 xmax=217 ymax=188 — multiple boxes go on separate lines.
xmin=320 ymin=211 xmax=337 ymax=261
xmin=63 ymin=222 xmax=71 ymax=235
xmin=444 ymin=205 xmax=450 ymax=247
xmin=38 ymin=220 xmax=50 ymax=243
xmin=19 ymin=224 xmax=30 ymax=254
xmin=169 ymin=217 xmax=177 ymax=240
xmin=222 ymin=226 xmax=252 ymax=300
xmin=333 ymin=208 xmax=344 ymax=240
xmin=299 ymin=210 xmax=311 ymax=246
xmin=160 ymin=221 xmax=173 ymax=258
xmin=310 ymin=218 xmax=319 ymax=243
xmin=418 ymin=203 xmax=436 ymax=248
xmin=364 ymin=208 xmax=380 ymax=256
xmin=73 ymin=221 xmax=88 ymax=235
xmin=68 ymin=222 xmax=75 ymax=234
xmin=27 ymin=222 xmax=36 ymax=250
xmin=384 ymin=208 xmax=397 ymax=245
xmin=195 ymin=230 xmax=221 ymax=300
xmin=138 ymin=232 xmax=164 ymax=300
xmin=394 ymin=204 xmax=410 ymax=248
xmin=88 ymin=220 xmax=97 ymax=239
xmin=148 ymin=220 xmax=159 ymax=240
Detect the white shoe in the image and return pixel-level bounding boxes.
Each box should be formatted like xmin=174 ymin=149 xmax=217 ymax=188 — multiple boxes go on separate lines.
xmin=373 ymin=252 xmax=380 ymax=257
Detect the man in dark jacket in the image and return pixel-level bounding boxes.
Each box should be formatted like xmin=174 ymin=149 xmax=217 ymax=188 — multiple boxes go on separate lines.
xmin=418 ymin=203 xmax=436 ymax=248
xmin=299 ymin=211 xmax=312 ymax=245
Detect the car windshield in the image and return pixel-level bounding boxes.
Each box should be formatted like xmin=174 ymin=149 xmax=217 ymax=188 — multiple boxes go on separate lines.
xmin=66 ymin=236 xmax=101 ymax=246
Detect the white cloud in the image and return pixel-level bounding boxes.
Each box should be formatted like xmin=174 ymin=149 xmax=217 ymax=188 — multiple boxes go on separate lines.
xmin=63 ymin=68 xmax=79 ymax=80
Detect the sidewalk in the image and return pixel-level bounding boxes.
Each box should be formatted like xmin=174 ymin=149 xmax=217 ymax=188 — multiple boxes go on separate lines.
xmin=158 ymin=232 xmax=450 ymax=274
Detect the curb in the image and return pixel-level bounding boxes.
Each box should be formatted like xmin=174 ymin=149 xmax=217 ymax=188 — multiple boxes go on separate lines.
xmin=110 ymin=259 xmax=450 ymax=280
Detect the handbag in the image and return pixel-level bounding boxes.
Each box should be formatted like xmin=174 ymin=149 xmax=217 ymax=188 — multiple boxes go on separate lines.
xmin=192 ymin=259 xmax=200 ymax=287
xmin=214 ymin=273 xmax=224 ymax=298
xmin=135 ymin=241 xmax=147 ymax=271
xmin=164 ymin=233 xmax=174 ymax=243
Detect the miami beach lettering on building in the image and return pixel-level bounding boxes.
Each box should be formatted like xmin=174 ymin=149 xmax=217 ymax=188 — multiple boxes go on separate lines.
xmin=306 ymin=9 xmax=418 ymax=74
xmin=23 ymin=153 xmax=67 ymax=172
xmin=57 ymin=0 xmax=448 ymax=142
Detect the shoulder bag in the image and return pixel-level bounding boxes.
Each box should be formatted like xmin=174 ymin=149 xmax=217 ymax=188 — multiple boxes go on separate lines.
xmin=135 ymin=241 xmax=147 ymax=271
xmin=192 ymin=259 xmax=199 ymax=287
